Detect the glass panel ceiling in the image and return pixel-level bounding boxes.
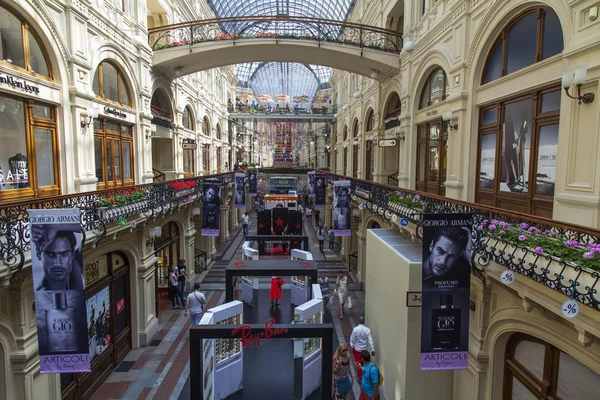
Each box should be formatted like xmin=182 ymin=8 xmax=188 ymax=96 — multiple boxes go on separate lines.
xmin=210 ymin=0 xmax=355 ymax=100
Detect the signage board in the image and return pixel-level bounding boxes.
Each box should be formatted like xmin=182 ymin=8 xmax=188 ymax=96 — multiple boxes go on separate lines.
xmin=406 ymin=291 xmax=422 ymax=307
xmin=182 ymin=143 xmax=198 ymax=150
xmin=378 ymin=139 xmax=397 ymax=147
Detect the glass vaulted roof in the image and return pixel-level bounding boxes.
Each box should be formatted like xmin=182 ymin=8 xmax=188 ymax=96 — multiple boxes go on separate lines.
xmin=209 ymin=0 xmax=356 ymax=100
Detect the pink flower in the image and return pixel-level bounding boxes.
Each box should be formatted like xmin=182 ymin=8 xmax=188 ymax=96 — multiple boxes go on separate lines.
xmin=499 ymin=230 xmax=505 ymax=234
xmin=477 ymin=226 xmax=483 ymax=231
xmin=534 ymin=247 xmax=543 ymax=254
xmin=583 ymin=252 xmax=594 ymax=259
xmin=518 ymin=235 xmax=527 ymax=241
xmin=488 ymin=224 xmax=496 ymax=230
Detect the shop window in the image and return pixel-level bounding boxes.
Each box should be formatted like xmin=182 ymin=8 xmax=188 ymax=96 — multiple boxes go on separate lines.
xmin=482 ymin=8 xmax=563 ymax=85
xmin=416 ymin=120 xmax=447 ymax=196
xmin=203 ymin=116 xmax=210 ymax=136
xmin=0 ymin=94 xmax=59 ymax=201
xmin=343 ymin=147 xmax=348 ymax=174
xmin=343 ymin=125 xmax=348 ymax=141
xmin=365 ymin=109 xmax=375 ymax=132
xmin=92 ymin=61 xmax=131 ymax=107
xmin=352 ymin=143 xmax=358 ymax=178
xmin=202 ymin=144 xmax=210 ymax=172
xmin=155 ymin=222 xmax=180 ymax=315
xmin=216 ymin=148 xmax=222 ymax=173
xmin=475 ymin=87 xmax=560 ymax=217
xmin=94 ymin=119 xmax=134 ymax=189
xmin=504 ymin=333 xmax=600 ymax=399
xmin=0 ymin=5 xmax=52 ymax=79
xmin=384 ymin=92 xmax=401 ymax=130
xmin=216 ymin=124 xmax=222 ymax=140
xmin=61 ymin=252 xmax=131 ymax=399
xmin=365 ymin=140 xmax=374 ymax=181
xmin=183 ymin=106 xmax=194 ymax=130
xmin=419 ymin=68 xmax=449 ymax=109
xmin=183 ymin=146 xmax=195 ymax=178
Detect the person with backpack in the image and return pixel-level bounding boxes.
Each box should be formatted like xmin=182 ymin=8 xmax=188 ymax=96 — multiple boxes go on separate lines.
xmin=328 ymin=226 xmax=335 ymax=251
xmin=357 ymin=350 xmax=382 ymax=400
xmin=184 ymin=283 xmax=207 ymax=325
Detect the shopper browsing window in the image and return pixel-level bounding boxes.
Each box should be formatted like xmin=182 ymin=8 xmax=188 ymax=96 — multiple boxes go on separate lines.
xmin=184 ymin=283 xmax=206 ymax=325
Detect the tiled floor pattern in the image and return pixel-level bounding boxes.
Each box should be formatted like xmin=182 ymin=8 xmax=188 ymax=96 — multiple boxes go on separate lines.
xmin=94 ymin=215 xmax=368 ymax=400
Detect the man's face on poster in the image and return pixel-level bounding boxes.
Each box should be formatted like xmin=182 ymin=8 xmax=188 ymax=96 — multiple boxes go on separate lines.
xmin=206 ymin=187 xmax=216 ymax=201
xmin=338 ymin=189 xmax=349 ymax=205
xmin=235 ymin=190 xmax=244 ymax=203
xmin=41 ymin=237 xmax=74 ymax=285
xmin=428 ymin=235 xmax=464 ymax=276
xmin=250 ymin=174 xmax=256 ymax=182
xmin=316 ymin=178 xmax=324 ymax=188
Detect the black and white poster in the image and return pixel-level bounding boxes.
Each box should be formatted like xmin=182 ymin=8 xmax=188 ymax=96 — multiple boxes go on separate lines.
xmin=314 ymin=173 xmax=326 ymax=209
xmin=29 ymin=208 xmax=90 ymax=373
xmin=333 ymin=180 xmax=351 ymax=236
xmin=500 ymin=100 xmax=532 ymax=193
xmin=307 ymin=171 xmax=315 ymax=198
xmin=202 ymin=178 xmax=221 ymax=236
xmin=234 ymin=173 xmax=245 ymax=209
xmin=248 ymin=171 xmax=257 ymax=197
xmin=421 ymin=213 xmax=471 ymax=371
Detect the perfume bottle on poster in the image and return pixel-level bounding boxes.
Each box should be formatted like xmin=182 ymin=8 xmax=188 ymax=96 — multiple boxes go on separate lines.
xmin=46 ymin=292 xmax=79 ymax=352
xmin=431 ymin=294 xmax=461 ymax=350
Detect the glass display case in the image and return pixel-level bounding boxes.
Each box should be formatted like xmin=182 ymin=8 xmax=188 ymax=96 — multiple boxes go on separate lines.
xmin=302 ymin=313 xmax=322 ymax=359
xmin=292 ymin=275 xmax=306 ymax=285
xmin=215 ymin=314 xmax=241 ymax=363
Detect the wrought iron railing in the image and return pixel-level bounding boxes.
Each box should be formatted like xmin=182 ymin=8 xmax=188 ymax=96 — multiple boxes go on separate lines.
xmin=195 ymin=248 xmax=208 ymax=273
xmin=348 ymin=251 xmax=358 ymax=274
xmin=148 ymin=16 xmax=402 ymax=54
xmin=388 ymin=172 xmax=399 ymax=186
xmin=0 ymin=172 xmax=234 ymax=285
xmin=152 ymin=168 xmax=166 ymax=182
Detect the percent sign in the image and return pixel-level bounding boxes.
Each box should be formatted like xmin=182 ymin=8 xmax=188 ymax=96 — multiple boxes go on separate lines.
xmin=501 ymin=270 xmax=515 ymax=285
xmin=561 ymin=300 xmax=579 ymax=318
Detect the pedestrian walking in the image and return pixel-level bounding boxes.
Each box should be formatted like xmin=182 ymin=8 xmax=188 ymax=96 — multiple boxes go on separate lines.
xmin=270 ymin=276 xmax=284 ymax=306
xmin=241 ymin=212 xmax=249 ymax=236
xmin=356 ymin=351 xmax=381 ymax=400
xmin=328 ymin=226 xmax=335 ymax=251
xmin=336 ymin=271 xmax=348 ymax=319
xmin=184 ymin=283 xmax=207 ymax=325
xmin=350 ymin=316 xmax=376 ymax=381
xmin=306 ymin=207 xmax=312 ymax=222
xmin=177 ymin=259 xmax=187 ymax=294
xmin=170 ymin=266 xmax=185 ymax=309
xmin=332 ymin=343 xmax=354 ymax=399
xmin=317 ymin=226 xmax=325 ymax=252
xmin=319 ymin=271 xmax=330 ymax=307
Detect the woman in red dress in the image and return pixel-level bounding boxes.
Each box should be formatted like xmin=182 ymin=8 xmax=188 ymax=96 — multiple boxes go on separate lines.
xmin=270 ymin=276 xmax=284 ymax=306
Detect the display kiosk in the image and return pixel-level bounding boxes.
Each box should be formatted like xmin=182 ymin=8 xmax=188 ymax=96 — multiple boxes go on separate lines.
xmin=290 ymin=249 xmax=313 ymax=306
xmin=294 ymin=298 xmax=324 ymax=399
xmin=241 ymin=243 xmax=260 ymax=305
xmin=200 ymin=301 xmax=244 ymax=400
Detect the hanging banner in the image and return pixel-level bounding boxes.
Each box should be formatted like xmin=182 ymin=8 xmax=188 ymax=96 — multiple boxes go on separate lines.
xmin=307 ymin=171 xmax=315 ymax=198
xmin=248 ymin=171 xmax=257 ymax=197
xmin=420 ymin=213 xmax=472 ymax=371
xmin=202 ymin=178 xmax=221 ymax=236
xmin=314 ymin=173 xmax=326 ymax=209
xmin=29 ymin=209 xmax=90 ymax=373
xmin=234 ymin=173 xmax=246 ymax=209
xmin=333 ymin=180 xmax=351 ymax=236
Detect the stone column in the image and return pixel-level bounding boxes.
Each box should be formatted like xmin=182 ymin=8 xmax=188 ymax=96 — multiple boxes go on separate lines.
xmin=139 ymin=232 xmax=159 ymax=346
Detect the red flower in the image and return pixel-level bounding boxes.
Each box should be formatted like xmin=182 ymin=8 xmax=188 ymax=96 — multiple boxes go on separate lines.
xmin=125 ymin=189 xmax=133 ymax=195
xmin=109 ymin=198 xmax=115 ymax=204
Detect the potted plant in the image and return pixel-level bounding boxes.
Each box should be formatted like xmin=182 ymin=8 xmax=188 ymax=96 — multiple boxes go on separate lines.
xmin=241 ymin=161 xmax=249 ymax=171
xmin=96 ymin=188 xmax=149 ymax=221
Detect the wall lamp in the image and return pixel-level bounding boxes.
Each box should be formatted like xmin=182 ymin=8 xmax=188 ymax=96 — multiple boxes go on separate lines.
xmin=146 ymin=124 xmax=157 ymax=139
xmin=442 ymin=110 xmax=458 ymax=131
xmin=81 ymin=104 xmax=99 ymax=130
xmin=190 ymin=207 xmax=201 ymax=223
xmin=146 ymin=226 xmax=162 ymax=246
xmin=562 ymin=67 xmax=595 ymax=104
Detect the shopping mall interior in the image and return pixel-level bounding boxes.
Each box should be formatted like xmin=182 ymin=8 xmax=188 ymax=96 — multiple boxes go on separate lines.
xmin=1 ymin=0 xmax=600 ymax=399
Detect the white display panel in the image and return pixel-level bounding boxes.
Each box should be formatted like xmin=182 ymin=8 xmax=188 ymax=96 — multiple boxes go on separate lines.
xmin=290 ymin=249 xmax=313 ymax=260
xmin=203 ymin=301 xmax=244 ymax=400
xmin=291 ymin=275 xmax=309 ymax=306
xmin=240 ymin=276 xmax=259 ymax=304
xmin=200 ymin=313 xmax=216 ymax=400
xmin=293 ymin=298 xmax=324 ymax=399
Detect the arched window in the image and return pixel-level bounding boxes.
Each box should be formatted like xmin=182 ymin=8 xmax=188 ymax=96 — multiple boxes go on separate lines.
xmin=343 ymin=125 xmax=348 ymax=141
xmin=92 ymin=61 xmax=131 ymax=107
xmin=0 ymin=5 xmax=52 ymax=79
xmin=384 ymin=92 xmax=401 ymax=129
xmin=183 ymin=106 xmax=194 ymax=130
xmin=352 ymin=119 xmax=359 ymax=178
xmin=365 ymin=109 xmax=375 ymax=132
xmin=419 ymin=68 xmax=449 ymax=109
xmin=203 ymin=116 xmax=210 ymax=136
xmin=151 ymin=90 xmax=173 ymax=129
xmin=216 ymin=124 xmax=222 ymax=140
xmin=352 ymin=119 xmax=359 ymax=138
xmin=482 ymin=8 xmax=563 ymax=84
xmin=504 ymin=333 xmax=600 ymax=399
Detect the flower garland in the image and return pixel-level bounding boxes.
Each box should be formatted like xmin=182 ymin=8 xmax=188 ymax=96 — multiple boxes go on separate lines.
xmin=97 ymin=189 xmax=147 ymax=208
xmin=172 ymin=181 xmax=197 ymax=191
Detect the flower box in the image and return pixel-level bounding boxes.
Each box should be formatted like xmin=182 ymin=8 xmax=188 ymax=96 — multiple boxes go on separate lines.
xmin=96 ymin=200 xmax=150 ymax=222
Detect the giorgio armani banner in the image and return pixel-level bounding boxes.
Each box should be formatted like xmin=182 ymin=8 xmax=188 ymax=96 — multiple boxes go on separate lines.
xmin=314 ymin=173 xmax=326 ymax=209
xmin=333 ymin=180 xmax=351 ymax=236
xmin=307 ymin=171 xmax=315 ymax=198
xmin=234 ymin=173 xmax=246 ymax=209
xmin=248 ymin=171 xmax=257 ymax=197
xmin=29 ymin=209 xmax=90 ymax=373
xmin=202 ymin=178 xmax=221 ymax=236
xmin=421 ymin=213 xmax=472 ymax=371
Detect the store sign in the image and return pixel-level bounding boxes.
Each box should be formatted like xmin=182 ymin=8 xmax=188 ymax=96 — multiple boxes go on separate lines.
xmin=0 ymin=73 xmax=40 ymax=95
xmin=116 ymin=298 xmax=125 ymax=314
xmin=231 ymin=319 xmax=288 ymax=348
xmin=378 ymin=139 xmax=397 ymax=147
xmin=103 ymin=106 xmax=127 ymax=119
xmin=28 ymin=209 xmax=90 ymax=373
xmin=182 ymin=143 xmax=197 ymax=150
xmin=84 ymin=256 xmax=108 ymax=286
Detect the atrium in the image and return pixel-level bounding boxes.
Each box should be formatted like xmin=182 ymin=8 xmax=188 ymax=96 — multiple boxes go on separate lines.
xmin=1 ymin=0 xmax=600 ymax=399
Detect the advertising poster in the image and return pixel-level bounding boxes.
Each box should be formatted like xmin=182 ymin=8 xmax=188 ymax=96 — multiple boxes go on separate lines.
xmin=500 ymin=99 xmax=532 ymax=193
xmin=234 ymin=173 xmax=245 ymax=209
xmin=479 ymin=134 xmax=496 ymax=190
xmin=86 ymin=286 xmax=111 ymax=362
xmin=248 ymin=171 xmax=257 ymax=197
xmin=307 ymin=171 xmax=315 ymax=198
xmin=314 ymin=173 xmax=326 ymax=210
xmin=421 ymin=213 xmax=471 ymax=371
xmin=333 ymin=180 xmax=351 ymax=236
xmin=535 ymin=124 xmax=558 ymax=197
xmin=29 ymin=208 xmax=90 ymax=373
xmin=202 ymin=178 xmax=221 ymax=236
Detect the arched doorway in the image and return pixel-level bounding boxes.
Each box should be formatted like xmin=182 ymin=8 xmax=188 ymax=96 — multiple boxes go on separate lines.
xmin=154 ymin=221 xmax=180 ymax=315
xmin=503 ymin=333 xmax=600 ymax=399
xmin=151 ymin=89 xmax=175 ymax=178
xmin=61 ymin=251 xmax=132 ymax=400
xmin=367 ymin=220 xmax=382 ymax=229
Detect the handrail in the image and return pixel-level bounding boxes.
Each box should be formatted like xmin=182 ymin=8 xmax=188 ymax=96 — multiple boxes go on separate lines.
xmin=194 ymin=248 xmax=207 ymax=273
xmin=153 ymin=168 xmax=166 ymax=182
xmin=348 ymin=251 xmax=358 ymax=274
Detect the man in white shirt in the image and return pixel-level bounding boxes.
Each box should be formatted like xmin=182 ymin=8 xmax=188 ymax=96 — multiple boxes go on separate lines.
xmin=350 ymin=316 xmax=375 ymax=381
xmin=241 ymin=212 xmax=249 ymax=236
